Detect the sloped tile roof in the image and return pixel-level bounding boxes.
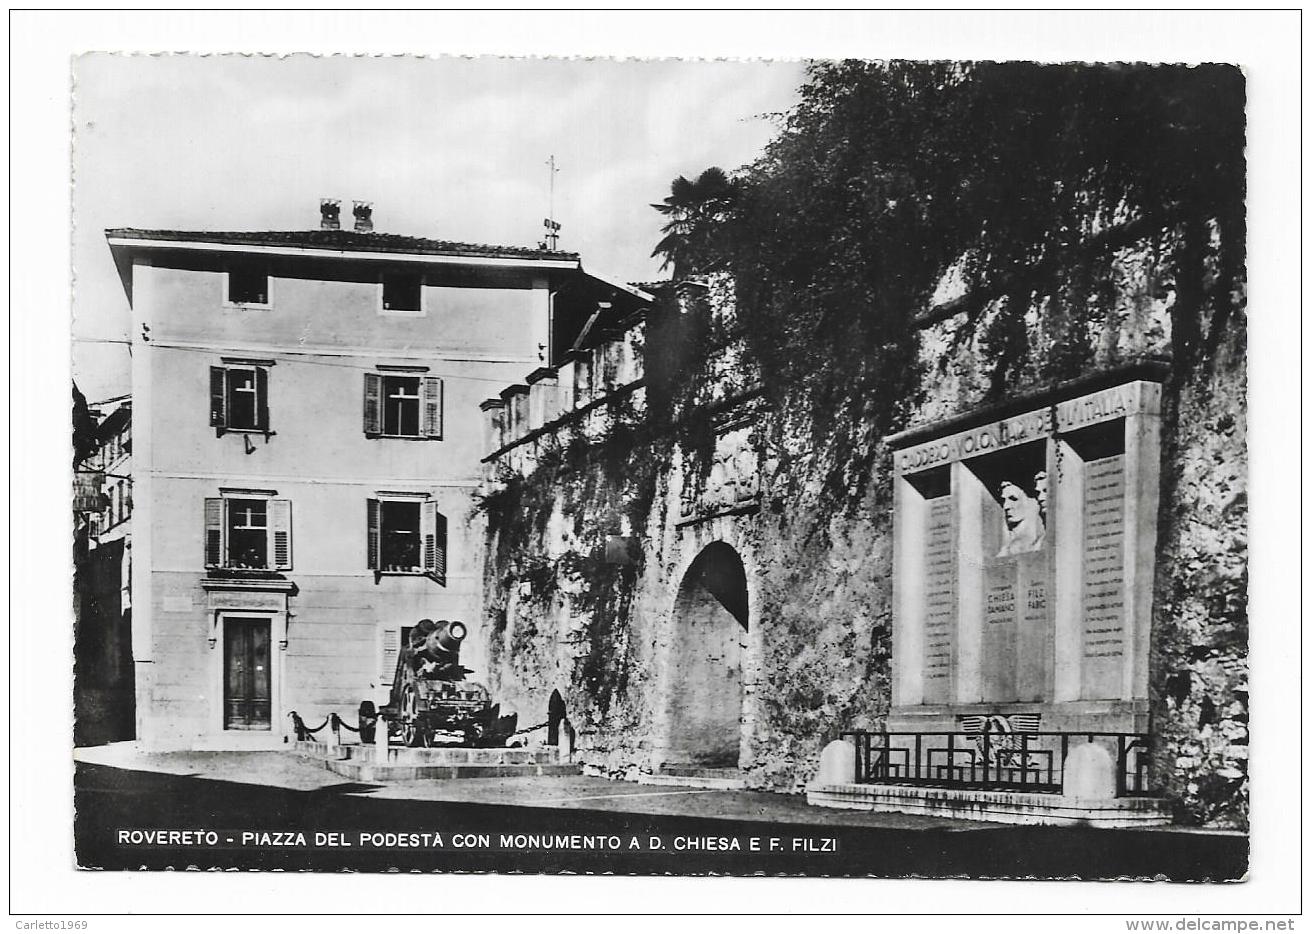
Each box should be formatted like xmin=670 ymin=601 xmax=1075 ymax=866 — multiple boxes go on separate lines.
xmin=105 ymin=227 xmax=579 ymax=262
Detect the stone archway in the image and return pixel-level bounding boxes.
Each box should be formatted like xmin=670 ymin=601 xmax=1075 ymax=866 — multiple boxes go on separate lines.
xmin=664 ymin=542 xmax=749 ymax=768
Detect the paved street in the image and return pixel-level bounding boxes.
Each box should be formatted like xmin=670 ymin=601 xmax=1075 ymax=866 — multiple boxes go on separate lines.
xmin=74 ymin=744 xmax=1247 ymax=879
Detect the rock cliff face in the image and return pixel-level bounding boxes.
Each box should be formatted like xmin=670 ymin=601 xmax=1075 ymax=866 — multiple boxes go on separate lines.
xmin=477 ymin=236 xmax=1246 ymax=826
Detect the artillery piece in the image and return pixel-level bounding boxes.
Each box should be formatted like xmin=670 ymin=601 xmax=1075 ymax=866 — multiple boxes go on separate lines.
xmin=367 ymin=618 xmax=518 ymax=748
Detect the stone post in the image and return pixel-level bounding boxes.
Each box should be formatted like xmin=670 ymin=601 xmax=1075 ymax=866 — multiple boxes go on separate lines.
xmin=621 ymin=312 xmax=648 ymax=385
xmin=375 ymin=712 xmax=389 ymax=761
xmin=568 ymin=349 xmax=592 ymax=409
xmin=479 ymin=399 xmax=506 ymax=457
xmin=499 ymin=384 xmax=529 ymax=445
xmin=555 ymin=356 xmax=578 ymax=413
xmin=525 ymin=367 xmax=559 ymax=432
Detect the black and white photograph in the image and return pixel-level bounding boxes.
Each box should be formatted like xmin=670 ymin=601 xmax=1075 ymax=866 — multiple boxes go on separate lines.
xmin=11 ymin=7 xmax=1302 ymax=922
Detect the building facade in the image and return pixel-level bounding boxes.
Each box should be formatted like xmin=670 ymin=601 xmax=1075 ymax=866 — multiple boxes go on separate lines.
xmin=108 ymin=207 xmax=648 ymax=749
xmin=74 ymin=396 xmax=135 ymax=745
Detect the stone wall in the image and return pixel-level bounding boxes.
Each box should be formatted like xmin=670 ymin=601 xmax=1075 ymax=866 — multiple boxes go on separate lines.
xmin=476 ymin=240 xmax=1247 ymax=824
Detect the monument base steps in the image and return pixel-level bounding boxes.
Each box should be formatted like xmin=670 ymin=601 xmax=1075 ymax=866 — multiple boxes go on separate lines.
xmin=638 ymin=765 xmax=748 ymax=790
xmin=292 ymin=740 xmax=580 ymax=782
xmin=806 ymin=782 xmax=1171 ymax=827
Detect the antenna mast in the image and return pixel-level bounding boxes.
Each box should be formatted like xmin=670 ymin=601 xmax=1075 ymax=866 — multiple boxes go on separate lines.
xmin=542 ymin=154 xmax=562 ymax=251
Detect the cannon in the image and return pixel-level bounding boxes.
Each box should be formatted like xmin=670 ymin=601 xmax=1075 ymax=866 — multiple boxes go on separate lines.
xmin=375 ymin=618 xmax=518 ymax=748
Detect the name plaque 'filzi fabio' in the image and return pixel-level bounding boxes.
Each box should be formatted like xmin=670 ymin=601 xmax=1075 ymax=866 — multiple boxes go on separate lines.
xmin=888 ymin=378 xmax=1162 ymax=733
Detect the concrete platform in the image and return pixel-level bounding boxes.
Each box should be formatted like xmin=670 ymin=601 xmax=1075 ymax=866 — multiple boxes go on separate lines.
xmin=292 ymin=740 xmax=581 ymax=782
xmin=806 ymin=781 xmax=1172 ymax=827
xmin=637 ymin=765 xmax=748 ymax=790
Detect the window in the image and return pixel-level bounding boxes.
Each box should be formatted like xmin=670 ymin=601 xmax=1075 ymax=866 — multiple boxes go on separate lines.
xmin=227 ymin=266 xmax=270 ymax=306
xmin=380 ymin=500 xmax=420 ymax=571
xmin=382 ymin=273 xmax=422 ymax=312
xmin=205 ymin=494 xmax=292 ymax=571
xmin=385 ymin=376 xmax=420 ymax=437
xmin=381 ymin=624 xmax=416 ymax=683
xmin=363 ymin=373 xmax=443 ymax=439
xmin=367 ymin=496 xmax=446 ymax=583
xmin=210 ymin=364 xmax=271 ymax=433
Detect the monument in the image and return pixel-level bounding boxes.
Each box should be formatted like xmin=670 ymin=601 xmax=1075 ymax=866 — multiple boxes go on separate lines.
xmin=888 ymin=371 xmax=1163 ymax=737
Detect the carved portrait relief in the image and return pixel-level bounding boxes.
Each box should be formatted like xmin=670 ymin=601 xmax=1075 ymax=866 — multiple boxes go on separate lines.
xmin=996 ymin=469 xmax=1048 ymax=557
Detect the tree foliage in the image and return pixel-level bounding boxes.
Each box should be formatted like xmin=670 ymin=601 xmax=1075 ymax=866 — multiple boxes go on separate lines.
xmin=657 ymin=60 xmax=1245 ymax=510
xmin=650 ymin=166 xmax=740 ymax=277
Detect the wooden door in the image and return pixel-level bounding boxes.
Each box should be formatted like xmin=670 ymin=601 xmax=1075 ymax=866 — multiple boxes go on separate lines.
xmin=224 ymin=617 xmax=271 ymax=730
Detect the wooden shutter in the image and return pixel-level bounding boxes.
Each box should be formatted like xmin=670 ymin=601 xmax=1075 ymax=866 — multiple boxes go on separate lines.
xmin=255 ymin=367 xmax=270 ymax=432
xmin=422 ymin=500 xmax=447 ymax=586
xmin=381 ymin=628 xmax=400 ymax=683
xmin=269 ymin=498 xmax=292 ymax=570
xmin=204 ymin=497 xmax=224 ymax=568
xmin=363 ymin=373 xmax=382 ymax=435
xmin=422 ymin=376 xmax=444 ymax=440
xmin=209 ymin=367 xmax=227 ymax=429
xmin=366 ymin=498 xmax=381 ymax=570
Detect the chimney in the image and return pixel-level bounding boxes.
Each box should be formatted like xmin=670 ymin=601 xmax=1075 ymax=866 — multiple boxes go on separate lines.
xmin=352 ymin=201 xmax=374 ymax=233
xmin=319 ymin=198 xmax=341 ymax=230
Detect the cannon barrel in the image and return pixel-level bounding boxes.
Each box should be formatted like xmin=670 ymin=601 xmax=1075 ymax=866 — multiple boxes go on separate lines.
xmin=406 ymin=619 xmax=468 ymax=667
xmin=428 ymin=619 xmax=467 ymax=654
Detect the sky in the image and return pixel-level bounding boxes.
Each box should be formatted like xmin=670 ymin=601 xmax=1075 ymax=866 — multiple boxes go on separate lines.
xmin=71 ymin=54 xmax=807 ymax=403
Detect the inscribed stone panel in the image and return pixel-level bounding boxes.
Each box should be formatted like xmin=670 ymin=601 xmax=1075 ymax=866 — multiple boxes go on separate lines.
xmin=1081 ymin=451 xmax=1127 ymax=697
xmin=921 ymin=491 xmax=956 ymax=703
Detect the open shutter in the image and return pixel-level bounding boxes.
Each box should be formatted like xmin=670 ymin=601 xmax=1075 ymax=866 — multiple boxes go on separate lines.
xmin=255 ymin=367 xmax=270 ymax=432
xmin=204 ymin=497 xmax=224 ymax=568
xmin=366 ymin=498 xmax=381 ymax=570
xmin=422 ymin=376 xmax=444 ymax=440
xmin=363 ymin=372 xmax=382 ymax=435
xmin=269 ymin=498 xmax=292 ymax=570
xmin=209 ymin=367 xmax=227 ymax=429
xmin=422 ymin=500 xmax=447 ymax=586
xmin=381 ymin=628 xmax=400 ymax=683
xmin=435 ymin=510 xmax=447 ymax=586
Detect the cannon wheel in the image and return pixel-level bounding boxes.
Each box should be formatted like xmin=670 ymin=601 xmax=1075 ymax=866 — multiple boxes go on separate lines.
xmin=400 ymin=684 xmax=426 ymax=748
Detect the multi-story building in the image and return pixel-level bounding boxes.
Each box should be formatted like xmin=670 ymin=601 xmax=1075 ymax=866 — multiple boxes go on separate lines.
xmin=107 ymin=202 xmax=649 ymax=749
xmin=86 ymin=397 xmax=133 ymax=545
xmin=74 ymin=395 xmax=136 ymax=745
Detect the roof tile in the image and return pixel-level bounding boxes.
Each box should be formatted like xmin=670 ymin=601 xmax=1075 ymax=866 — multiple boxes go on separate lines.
xmin=105 ymin=227 xmax=579 ymax=262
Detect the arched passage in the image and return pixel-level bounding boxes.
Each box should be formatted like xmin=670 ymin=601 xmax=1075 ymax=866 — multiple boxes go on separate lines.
xmin=664 ymin=542 xmax=749 ymax=768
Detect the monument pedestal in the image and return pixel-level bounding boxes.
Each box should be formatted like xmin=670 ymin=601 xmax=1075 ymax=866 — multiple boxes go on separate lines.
xmin=887 ymin=699 xmax=1149 ymax=736
xmin=805 ymin=782 xmax=1171 ymax=827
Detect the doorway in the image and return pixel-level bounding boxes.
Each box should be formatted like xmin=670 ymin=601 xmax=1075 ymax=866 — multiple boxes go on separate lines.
xmin=224 ymin=617 xmax=271 ymax=730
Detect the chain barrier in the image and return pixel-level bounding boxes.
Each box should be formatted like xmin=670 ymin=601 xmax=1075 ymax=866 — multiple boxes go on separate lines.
xmin=292 ymin=714 xmax=549 ymax=744
xmin=330 ymin=712 xmax=361 ymax=733
xmin=288 ymin=711 xmax=330 ymax=742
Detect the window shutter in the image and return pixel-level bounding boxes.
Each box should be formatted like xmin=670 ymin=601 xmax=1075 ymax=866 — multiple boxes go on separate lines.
xmin=366 ymin=498 xmax=380 ymax=570
xmin=270 ymin=498 xmax=292 ymax=570
xmin=381 ymin=628 xmax=400 ymax=683
xmin=435 ymin=510 xmax=447 ymax=586
xmin=422 ymin=376 xmax=444 ymax=440
xmin=255 ymin=367 xmax=270 ymax=432
xmin=209 ymin=367 xmax=227 ymax=429
xmin=363 ymin=373 xmax=382 ymax=435
xmin=422 ymin=500 xmax=447 ymax=586
xmin=204 ymin=497 xmax=223 ymax=568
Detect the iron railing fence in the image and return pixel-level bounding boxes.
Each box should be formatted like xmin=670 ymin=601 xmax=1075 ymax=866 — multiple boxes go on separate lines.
xmin=840 ymin=729 xmax=1153 ymax=797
